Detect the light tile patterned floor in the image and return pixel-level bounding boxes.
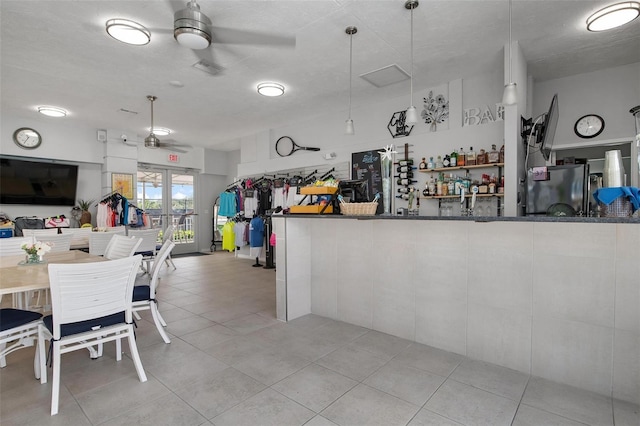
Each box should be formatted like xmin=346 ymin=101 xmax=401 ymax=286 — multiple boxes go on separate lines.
xmin=0 ymin=252 xmax=638 ymax=425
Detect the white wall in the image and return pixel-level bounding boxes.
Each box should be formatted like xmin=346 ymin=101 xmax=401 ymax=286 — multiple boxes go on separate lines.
xmin=529 ymin=62 xmax=639 ymax=167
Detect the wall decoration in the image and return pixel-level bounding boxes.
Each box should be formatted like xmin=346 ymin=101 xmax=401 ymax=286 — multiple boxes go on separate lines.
xmin=111 ymin=173 xmax=134 ymax=199
xmin=387 ymin=111 xmax=414 ymax=138
xmin=421 ymin=91 xmax=449 ymax=131
xmin=464 ymin=104 xmax=504 ymax=126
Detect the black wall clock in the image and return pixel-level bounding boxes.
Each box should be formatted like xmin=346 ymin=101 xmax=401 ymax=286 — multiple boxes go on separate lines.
xmin=574 ymin=114 xmax=604 ymax=138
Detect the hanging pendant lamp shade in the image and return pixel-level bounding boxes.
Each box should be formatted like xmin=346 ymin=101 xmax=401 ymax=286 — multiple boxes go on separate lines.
xmin=405 ymin=0 xmax=419 ymax=125
xmin=502 ymin=0 xmax=517 ymax=105
xmin=345 ymin=26 xmax=357 ymax=135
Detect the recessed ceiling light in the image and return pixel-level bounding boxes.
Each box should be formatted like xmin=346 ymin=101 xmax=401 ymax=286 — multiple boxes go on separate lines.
xmin=37 ymin=106 xmax=67 ymax=117
xmin=150 ymin=127 xmax=171 ymax=136
xmin=587 ymin=2 xmax=640 ymax=31
xmin=169 ymin=80 xmax=184 ymax=88
xmin=106 ymin=18 xmax=151 ymax=45
xmin=257 ymin=82 xmax=285 ymax=97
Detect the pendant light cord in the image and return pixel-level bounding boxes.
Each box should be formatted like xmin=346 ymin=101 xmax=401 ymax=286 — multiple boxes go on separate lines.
xmin=349 ymin=32 xmax=353 ymax=120
xmin=410 ymin=5 xmax=414 ymax=107
xmin=508 ymin=0 xmax=512 ymax=83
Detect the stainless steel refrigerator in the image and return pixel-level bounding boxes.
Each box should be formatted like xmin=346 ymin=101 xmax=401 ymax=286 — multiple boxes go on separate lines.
xmin=526 ymin=164 xmax=589 ymax=216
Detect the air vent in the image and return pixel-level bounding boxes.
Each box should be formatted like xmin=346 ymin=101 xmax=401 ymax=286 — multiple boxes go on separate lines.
xmin=359 ymin=64 xmax=410 ymax=88
xmin=192 ymin=60 xmax=223 ymax=76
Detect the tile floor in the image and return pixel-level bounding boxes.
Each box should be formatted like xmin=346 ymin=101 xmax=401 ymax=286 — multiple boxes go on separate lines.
xmin=0 ymin=252 xmax=638 ymax=426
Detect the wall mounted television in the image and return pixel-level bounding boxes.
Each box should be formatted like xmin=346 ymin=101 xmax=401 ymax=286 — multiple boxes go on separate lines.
xmin=521 ymin=93 xmax=559 ymax=161
xmin=0 ymin=157 xmax=78 ymax=206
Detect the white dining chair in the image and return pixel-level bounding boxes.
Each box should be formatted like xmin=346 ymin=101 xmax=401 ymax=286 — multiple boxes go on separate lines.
xmin=157 ymin=225 xmax=176 ymax=269
xmin=127 ymin=228 xmax=161 ymax=272
xmin=60 ymin=227 xmax=92 ymax=246
xmin=105 ymin=226 xmax=127 ymax=235
xmin=22 ymin=229 xmax=59 ymax=238
xmin=132 ymin=240 xmax=175 ymax=343
xmin=41 ymin=255 xmax=146 ymax=415
xmin=103 ymin=235 xmax=142 ymax=260
xmin=0 ymin=308 xmax=46 ymax=384
xmin=0 ymin=237 xmax=32 ymax=256
xmin=89 ymin=232 xmax=117 ymax=256
xmin=38 ymin=233 xmax=73 ymax=252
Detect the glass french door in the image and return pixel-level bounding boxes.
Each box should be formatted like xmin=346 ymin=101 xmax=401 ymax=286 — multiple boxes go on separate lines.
xmin=137 ymin=168 xmax=197 ymax=254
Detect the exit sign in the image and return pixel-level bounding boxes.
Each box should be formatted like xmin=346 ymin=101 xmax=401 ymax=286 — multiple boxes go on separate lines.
xmin=168 ymin=153 xmax=179 ymax=163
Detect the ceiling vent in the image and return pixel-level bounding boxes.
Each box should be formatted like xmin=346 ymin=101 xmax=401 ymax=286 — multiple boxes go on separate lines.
xmin=359 ymin=64 xmax=410 ymax=88
xmin=192 ymin=60 xmax=223 ymax=76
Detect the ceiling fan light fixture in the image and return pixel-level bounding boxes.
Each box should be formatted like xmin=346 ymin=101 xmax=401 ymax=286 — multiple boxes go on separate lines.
xmin=174 ymin=0 xmax=212 ymax=50
xmin=144 ymin=134 xmax=160 ymax=149
xmin=105 ymin=18 xmax=150 ymax=46
xmin=37 ymin=106 xmax=67 ymax=117
xmin=587 ymin=2 xmax=640 ymax=31
xmin=150 ymin=127 xmax=171 ymax=136
xmin=257 ymin=82 xmax=285 ymax=97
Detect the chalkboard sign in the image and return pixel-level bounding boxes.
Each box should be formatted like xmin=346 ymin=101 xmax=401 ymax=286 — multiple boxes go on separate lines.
xmin=351 ymin=149 xmax=384 ymax=214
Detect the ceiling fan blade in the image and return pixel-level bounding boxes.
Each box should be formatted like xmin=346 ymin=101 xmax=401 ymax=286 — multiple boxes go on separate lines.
xmin=212 ymin=26 xmax=296 ymax=48
xmin=163 ymin=139 xmax=192 ymax=148
xmin=159 ymin=144 xmax=188 ymax=153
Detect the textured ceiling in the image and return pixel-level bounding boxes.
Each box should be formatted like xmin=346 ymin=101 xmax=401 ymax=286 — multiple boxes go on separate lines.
xmin=1 ymin=0 xmax=639 ymax=152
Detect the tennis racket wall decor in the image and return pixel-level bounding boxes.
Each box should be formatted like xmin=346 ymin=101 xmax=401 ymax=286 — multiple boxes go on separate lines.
xmin=276 ymin=136 xmax=320 ymax=157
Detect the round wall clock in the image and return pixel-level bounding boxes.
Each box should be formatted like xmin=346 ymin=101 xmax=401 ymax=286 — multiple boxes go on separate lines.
xmin=13 ymin=127 xmax=42 ymax=149
xmin=574 ymin=114 xmax=604 ymax=139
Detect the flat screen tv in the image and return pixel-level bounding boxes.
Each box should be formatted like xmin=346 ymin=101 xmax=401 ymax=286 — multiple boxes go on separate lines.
xmin=538 ymin=94 xmax=559 ymax=161
xmin=0 ymin=157 xmax=78 ymax=206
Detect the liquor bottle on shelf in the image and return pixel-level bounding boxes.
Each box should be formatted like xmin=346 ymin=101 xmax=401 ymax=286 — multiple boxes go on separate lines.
xmin=450 ymin=149 xmax=458 ymax=167
xmin=419 ymin=157 xmax=427 ymax=170
xmin=488 ymin=144 xmax=500 ymax=163
xmin=443 ymin=154 xmax=451 ymax=167
xmin=398 ymin=187 xmax=411 ymax=194
xmin=447 ymin=175 xmax=455 ymax=195
xmin=458 ymin=147 xmax=466 ymax=166
xmin=427 ymin=157 xmax=435 ymax=170
xmin=397 ymin=178 xmax=418 ymax=186
xmin=436 ymin=155 xmax=444 ymax=169
xmin=467 ymin=147 xmax=477 ymax=166
xmin=477 ymin=149 xmax=487 ymax=165
xmin=395 ymin=171 xmax=415 ymax=179
xmin=398 ymin=159 xmax=414 ymax=167
xmin=428 ymin=176 xmax=436 ymax=195
xmin=499 ymin=144 xmax=505 ymax=163
xmin=397 ymin=165 xmax=417 ymax=173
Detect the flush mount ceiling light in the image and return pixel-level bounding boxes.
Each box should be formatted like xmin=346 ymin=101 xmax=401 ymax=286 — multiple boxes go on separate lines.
xmin=174 ymin=0 xmax=212 ymax=50
xmin=150 ymin=127 xmax=171 ymax=136
xmin=404 ymin=0 xmax=419 ymax=126
xmin=502 ymin=0 xmax=518 ymax=106
xmin=345 ymin=26 xmax=357 ymax=136
xmin=587 ymin=2 xmax=640 ymax=31
xmin=37 ymin=106 xmax=67 ymax=117
xmin=105 ymin=19 xmax=151 ymax=45
xmin=257 ymin=82 xmax=285 ymax=97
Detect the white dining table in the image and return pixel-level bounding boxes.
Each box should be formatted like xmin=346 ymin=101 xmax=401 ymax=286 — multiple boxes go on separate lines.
xmin=0 ymin=251 xmax=106 ymax=304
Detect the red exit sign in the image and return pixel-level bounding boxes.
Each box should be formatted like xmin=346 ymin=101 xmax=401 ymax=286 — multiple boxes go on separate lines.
xmin=168 ymin=153 xmax=179 ymax=163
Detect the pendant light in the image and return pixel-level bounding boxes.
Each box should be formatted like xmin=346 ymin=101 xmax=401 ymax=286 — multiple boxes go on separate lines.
xmin=405 ymin=0 xmax=419 ymax=125
xmin=345 ymin=26 xmax=357 ymax=135
xmin=502 ymin=0 xmax=517 ymax=105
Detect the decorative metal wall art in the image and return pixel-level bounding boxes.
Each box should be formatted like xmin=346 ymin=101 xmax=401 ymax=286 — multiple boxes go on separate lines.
xmin=387 ymin=110 xmax=414 ymax=138
xmin=421 ymin=91 xmax=449 ymax=131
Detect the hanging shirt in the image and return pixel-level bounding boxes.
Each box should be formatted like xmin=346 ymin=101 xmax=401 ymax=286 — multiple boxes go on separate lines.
xmin=249 ymin=216 xmax=265 ymax=248
xmin=221 ymin=221 xmax=236 ymax=252
xmin=234 ymin=221 xmax=247 ymax=247
xmin=219 ymin=192 xmax=237 ymax=217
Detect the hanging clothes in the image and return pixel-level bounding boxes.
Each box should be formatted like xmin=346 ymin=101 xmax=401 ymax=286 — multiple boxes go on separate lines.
xmin=249 ymin=216 xmax=265 ymax=258
xmin=221 ymin=221 xmax=236 ymax=252
xmin=234 ymin=221 xmax=247 ymax=247
xmin=219 ymin=192 xmax=237 ymax=217
xmin=243 ymin=189 xmax=258 ymax=218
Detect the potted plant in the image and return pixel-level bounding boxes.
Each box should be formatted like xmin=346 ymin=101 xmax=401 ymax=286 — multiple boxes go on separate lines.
xmin=77 ymin=199 xmax=95 ymax=226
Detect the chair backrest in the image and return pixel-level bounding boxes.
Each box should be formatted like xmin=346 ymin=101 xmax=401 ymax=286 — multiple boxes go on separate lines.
xmin=47 ymin=255 xmax=142 ymax=340
xmin=89 ymin=232 xmax=117 ymax=256
xmin=162 ymin=225 xmax=175 ymax=243
xmin=22 ymin=228 xmax=59 ymax=237
xmin=38 ymin=233 xmax=73 ymax=252
xmin=127 ymin=228 xmax=160 ymax=254
xmin=103 ymin=235 xmax=143 ymax=260
xmin=148 ymin=240 xmax=176 ymax=295
xmin=0 ymin=237 xmax=32 ymax=256
xmin=60 ymin=227 xmax=93 ymax=245
xmin=105 ymin=226 xmax=127 ymax=235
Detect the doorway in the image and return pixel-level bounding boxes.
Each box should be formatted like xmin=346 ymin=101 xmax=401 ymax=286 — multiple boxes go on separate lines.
xmin=137 ymin=168 xmax=198 ymax=254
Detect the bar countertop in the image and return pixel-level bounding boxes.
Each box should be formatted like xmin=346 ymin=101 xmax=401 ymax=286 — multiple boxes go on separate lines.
xmin=282 ymin=213 xmax=640 ymax=223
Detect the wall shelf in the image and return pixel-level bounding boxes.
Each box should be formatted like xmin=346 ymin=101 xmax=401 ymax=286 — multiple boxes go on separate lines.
xmin=422 ymin=193 xmax=504 ymax=200
xmin=418 ymin=163 xmax=504 ymax=173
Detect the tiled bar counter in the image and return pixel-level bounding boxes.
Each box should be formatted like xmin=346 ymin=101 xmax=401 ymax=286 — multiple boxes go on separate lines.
xmin=272 ymin=215 xmax=640 ymax=405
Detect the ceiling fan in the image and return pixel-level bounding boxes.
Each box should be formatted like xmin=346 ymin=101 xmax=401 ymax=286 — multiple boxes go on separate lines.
xmin=144 ymin=95 xmax=191 ymax=153
xmin=169 ymin=0 xmax=296 ymax=70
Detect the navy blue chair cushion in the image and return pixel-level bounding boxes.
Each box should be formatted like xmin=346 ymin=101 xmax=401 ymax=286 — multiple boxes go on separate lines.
xmin=132 ymin=285 xmax=151 ymax=302
xmin=0 ymin=308 xmax=42 ymax=332
xmin=134 ymin=251 xmax=154 ymax=257
xmin=43 ymin=312 xmax=125 ymax=338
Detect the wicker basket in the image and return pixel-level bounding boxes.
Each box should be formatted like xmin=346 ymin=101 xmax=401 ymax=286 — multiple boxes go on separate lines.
xmin=599 ymin=197 xmax=633 ymax=217
xmin=339 ymin=202 xmax=378 ymax=216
